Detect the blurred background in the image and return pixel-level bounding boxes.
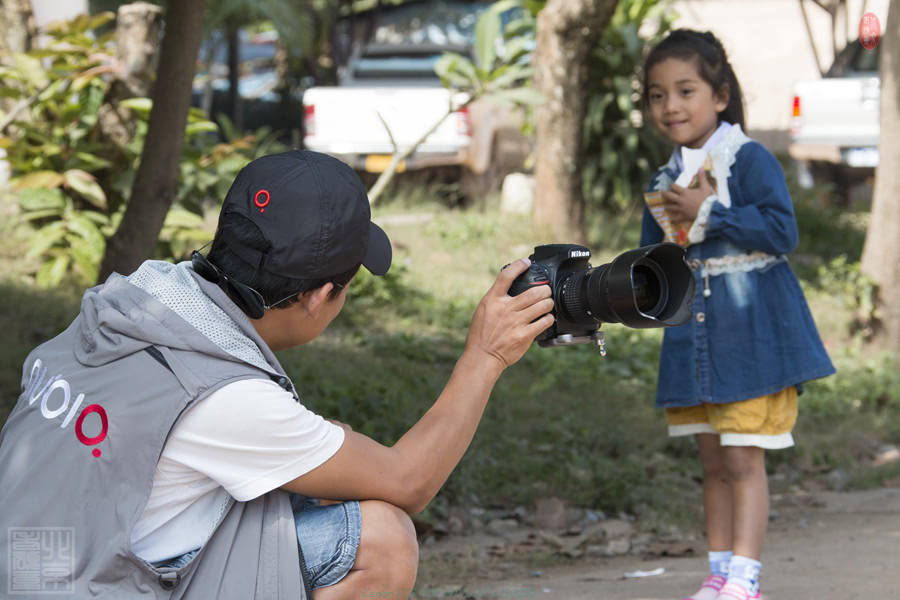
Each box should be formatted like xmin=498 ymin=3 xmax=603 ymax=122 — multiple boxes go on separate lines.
xmin=1 ymin=0 xmax=898 ymax=581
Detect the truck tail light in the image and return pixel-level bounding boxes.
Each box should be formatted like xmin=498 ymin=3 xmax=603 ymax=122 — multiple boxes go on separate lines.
xmin=304 ymin=104 xmax=315 ymax=138
xmin=455 ymin=105 xmax=472 ymax=137
xmin=789 ymin=95 xmax=802 ymax=135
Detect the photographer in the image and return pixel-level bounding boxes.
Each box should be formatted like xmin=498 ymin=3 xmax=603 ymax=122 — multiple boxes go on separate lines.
xmin=0 ymin=150 xmax=554 ymax=599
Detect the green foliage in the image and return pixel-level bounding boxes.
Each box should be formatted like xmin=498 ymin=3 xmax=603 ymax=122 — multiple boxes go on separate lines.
xmin=582 ymin=0 xmax=675 ymax=214
xmin=1 ymin=13 xmax=287 ymax=287
xmin=788 ymin=172 xmax=867 ymax=283
xmin=0 ymin=281 xmax=81 ymax=422
xmin=433 ymin=0 xmax=537 ymax=103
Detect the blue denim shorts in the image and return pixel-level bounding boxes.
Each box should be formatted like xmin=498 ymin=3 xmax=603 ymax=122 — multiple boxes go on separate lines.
xmin=153 ymin=496 xmax=361 ymax=590
xmin=292 ymin=496 xmax=362 ymax=589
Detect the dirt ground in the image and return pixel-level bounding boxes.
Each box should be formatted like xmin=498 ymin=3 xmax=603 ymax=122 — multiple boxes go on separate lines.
xmin=415 ymin=487 xmax=900 ymax=599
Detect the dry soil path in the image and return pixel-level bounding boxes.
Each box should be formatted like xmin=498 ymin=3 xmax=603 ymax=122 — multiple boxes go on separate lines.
xmin=417 ymin=487 xmax=900 ymax=599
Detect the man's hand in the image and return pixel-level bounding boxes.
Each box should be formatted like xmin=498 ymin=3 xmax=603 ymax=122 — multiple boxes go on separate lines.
xmin=465 ymin=258 xmax=555 ymax=371
xmin=662 ymin=166 xmax=715 ymax=223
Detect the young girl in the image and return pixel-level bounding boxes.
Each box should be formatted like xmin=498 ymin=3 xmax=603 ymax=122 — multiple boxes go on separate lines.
xmin=639 ymin=29 xmax=835 ymax=600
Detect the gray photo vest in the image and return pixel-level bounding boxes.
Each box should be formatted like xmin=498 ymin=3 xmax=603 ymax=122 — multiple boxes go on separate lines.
xmin=0 ymin=263 xmax=310 ymax=598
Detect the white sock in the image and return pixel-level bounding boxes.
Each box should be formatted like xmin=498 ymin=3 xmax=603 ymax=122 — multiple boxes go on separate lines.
xmin=709 ymin=550 xmax=732 ymax=578
xmin=726 ymin=555 xmax=761 ymax=595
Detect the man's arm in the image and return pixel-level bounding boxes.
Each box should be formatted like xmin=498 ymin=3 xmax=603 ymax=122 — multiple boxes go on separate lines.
xmin=280 ymin=258 xmax=554 ymax=514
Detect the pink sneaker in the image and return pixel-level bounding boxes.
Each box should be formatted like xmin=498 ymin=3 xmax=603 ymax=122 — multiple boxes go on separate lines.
xmin=715 ymin=582 xmax=761 ymax=600
xmin=681 ymin=574 xmax=725 ymax=600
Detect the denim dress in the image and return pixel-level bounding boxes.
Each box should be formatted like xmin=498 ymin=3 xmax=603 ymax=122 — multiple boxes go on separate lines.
xmin=640 ymin=126 xmax=835 ymax=408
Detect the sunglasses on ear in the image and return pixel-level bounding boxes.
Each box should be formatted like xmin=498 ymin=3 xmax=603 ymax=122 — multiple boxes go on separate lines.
xmin=190 ymin=250 xmax=301 ymax=319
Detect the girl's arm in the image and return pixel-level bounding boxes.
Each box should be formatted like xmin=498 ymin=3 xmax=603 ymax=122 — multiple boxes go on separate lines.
xmin=694 ymin=143 xmax=798 ymax=255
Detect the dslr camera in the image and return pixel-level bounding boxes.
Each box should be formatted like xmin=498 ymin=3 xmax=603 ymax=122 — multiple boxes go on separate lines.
xmin=509 ymin=243 xmax=695 ymax=352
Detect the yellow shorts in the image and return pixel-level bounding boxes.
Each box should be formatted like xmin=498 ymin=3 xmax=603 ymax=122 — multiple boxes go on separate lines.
xmin=665 ymin=387 xmax=798 ymax=449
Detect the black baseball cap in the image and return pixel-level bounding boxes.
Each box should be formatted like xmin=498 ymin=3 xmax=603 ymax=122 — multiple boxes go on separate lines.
xmin=217 ymin=150 xmax=391 ymax=279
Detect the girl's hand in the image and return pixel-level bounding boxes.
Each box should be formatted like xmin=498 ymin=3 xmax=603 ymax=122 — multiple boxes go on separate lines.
xmin=662 ymin=167 xmax=715 ymax=222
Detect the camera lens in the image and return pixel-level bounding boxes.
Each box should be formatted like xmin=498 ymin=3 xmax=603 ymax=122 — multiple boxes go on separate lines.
xmin=582 ymin=243 xmax=694 ymax=328
xmin=631 ymin=258 xmax=667 ymax=317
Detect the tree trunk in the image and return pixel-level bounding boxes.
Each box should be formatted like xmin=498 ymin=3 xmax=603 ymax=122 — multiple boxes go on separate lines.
xmin=860 ymin=3 xmax=900 ymax=350
xmin=1 ymin=0 xmax=36 ymax=119
xmin=0 ymin=0 xmax=35 ymax=56
xmin=97 ymin=2 xmax=163 ymax=147
xmin=532 ymin=0 xmax=618 ymax=243
xmin=97 ymin=0 xmax=207 ymax=281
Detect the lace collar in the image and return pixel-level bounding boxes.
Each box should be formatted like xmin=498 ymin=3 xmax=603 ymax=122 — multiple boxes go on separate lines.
xmin=652 ymin=123 xmax=751 ymax=204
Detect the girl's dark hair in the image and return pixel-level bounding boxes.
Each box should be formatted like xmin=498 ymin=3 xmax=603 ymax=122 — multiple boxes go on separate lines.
xmin=208 ymin=212 xmax=359 ymax=308
xmin=642 ymin=29 xmax=745 ymax=128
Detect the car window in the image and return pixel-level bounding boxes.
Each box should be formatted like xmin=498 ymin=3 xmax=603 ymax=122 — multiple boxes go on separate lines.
xmin=353 ymin=54 xmax=445 ymax=80
xmin=371 ymin=1 xmax=492 ymax=46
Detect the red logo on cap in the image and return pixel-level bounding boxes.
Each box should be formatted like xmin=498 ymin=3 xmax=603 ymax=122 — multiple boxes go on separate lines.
xmin=254 ymin=189 xmax=270 ymax=213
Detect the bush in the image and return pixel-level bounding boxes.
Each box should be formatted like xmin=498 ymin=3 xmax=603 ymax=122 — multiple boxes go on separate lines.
xmin=1 ymin=13 xmax=286 ymax=288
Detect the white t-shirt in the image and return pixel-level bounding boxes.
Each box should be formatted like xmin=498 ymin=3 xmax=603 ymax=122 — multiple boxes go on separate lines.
xmin=131 ymin=378 xmax=344 ymax=563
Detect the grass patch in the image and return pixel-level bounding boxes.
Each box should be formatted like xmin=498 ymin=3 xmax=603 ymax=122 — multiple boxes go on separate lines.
xmin=0 ymin=281 xmax=81 ymax=419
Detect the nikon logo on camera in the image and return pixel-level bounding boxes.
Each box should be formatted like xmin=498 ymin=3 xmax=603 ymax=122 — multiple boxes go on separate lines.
xmin=568 ymin=249 xmax=590 ymax=258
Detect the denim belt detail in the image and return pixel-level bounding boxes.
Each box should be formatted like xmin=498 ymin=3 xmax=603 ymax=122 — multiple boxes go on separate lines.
xmin=688 ymin=252 xmax=782 ymax=298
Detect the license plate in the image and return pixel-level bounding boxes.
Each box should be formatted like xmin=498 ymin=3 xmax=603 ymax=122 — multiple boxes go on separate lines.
xmin=364 ymin=154 xmax=406 ymax=173
xmin=842 ymin=147 xmax=879 ymax=168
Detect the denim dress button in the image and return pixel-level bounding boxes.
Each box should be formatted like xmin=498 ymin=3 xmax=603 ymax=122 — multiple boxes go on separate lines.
xmin=696 ymin=312 xmax=706 ymax=323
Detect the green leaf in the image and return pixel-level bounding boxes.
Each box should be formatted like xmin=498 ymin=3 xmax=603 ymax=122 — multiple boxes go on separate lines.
xmin=486 ymin=87 xmax=543 ymax=106
xmin=435 ymin=53 xmax=480 ymax=89
xmin=19 ymin=208 xmax=65 ymax=222
xmin=163 ymin=208 xmax=206 ymax=230
xmin=119 ymin=97 xmax=153 ymax=117
xmin=13 ymin=52 xmax=48 ymax=89
xmin=487 ymin=64 xmax=534 ymax=90
xmin=15 ymin=170 xmax=64 ymax=190
xmin=69 ymin=236 xmax=101 ymax=283
xmin=0 ymin=86 xmax=23 ymax=99
xmin=72 ymin=151 xmax=113 ymax=170
xmin=499 ymin=37 xmax=533 ymax=64
xmin=25 ymin=222 xmax=67 ymax=258
xmin=63 ymin=169 xmax=107 ymax=209
xmin=36 ymin=254 xmax=70 ymax=288
xmin=17 ymin=187 xmax=66 ymax=212
xmin=474 ymin=5 xmax=502 ymax=71
xmin=66 ymin=212 xmax=106 ymax=252
xmin=185 ymin=120 xmax=219 ymax=136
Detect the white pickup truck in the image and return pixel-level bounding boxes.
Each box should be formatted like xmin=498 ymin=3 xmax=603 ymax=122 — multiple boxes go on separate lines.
xmin=789 ymin=40 xmax=880 ymax=188
xmin=301 ymin=1 xmax=528 ymax=196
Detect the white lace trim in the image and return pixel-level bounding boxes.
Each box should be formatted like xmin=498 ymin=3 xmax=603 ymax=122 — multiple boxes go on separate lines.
xmin=689 ymin=251 xmax=783 ymax=298
xmin=651 ymin=124 xmax=752 ymax=211
xmin=688 ymin=194 xmax=718 ymax=244
xmin=703 ymin=251 xmax=782 ymax=276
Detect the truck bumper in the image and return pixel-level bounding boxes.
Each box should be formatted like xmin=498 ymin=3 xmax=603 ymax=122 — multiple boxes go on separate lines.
xmin=304 ymin=143 xmax=473 ymax=173
xmin=789 ymin=143 xmax=879 ymax=168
